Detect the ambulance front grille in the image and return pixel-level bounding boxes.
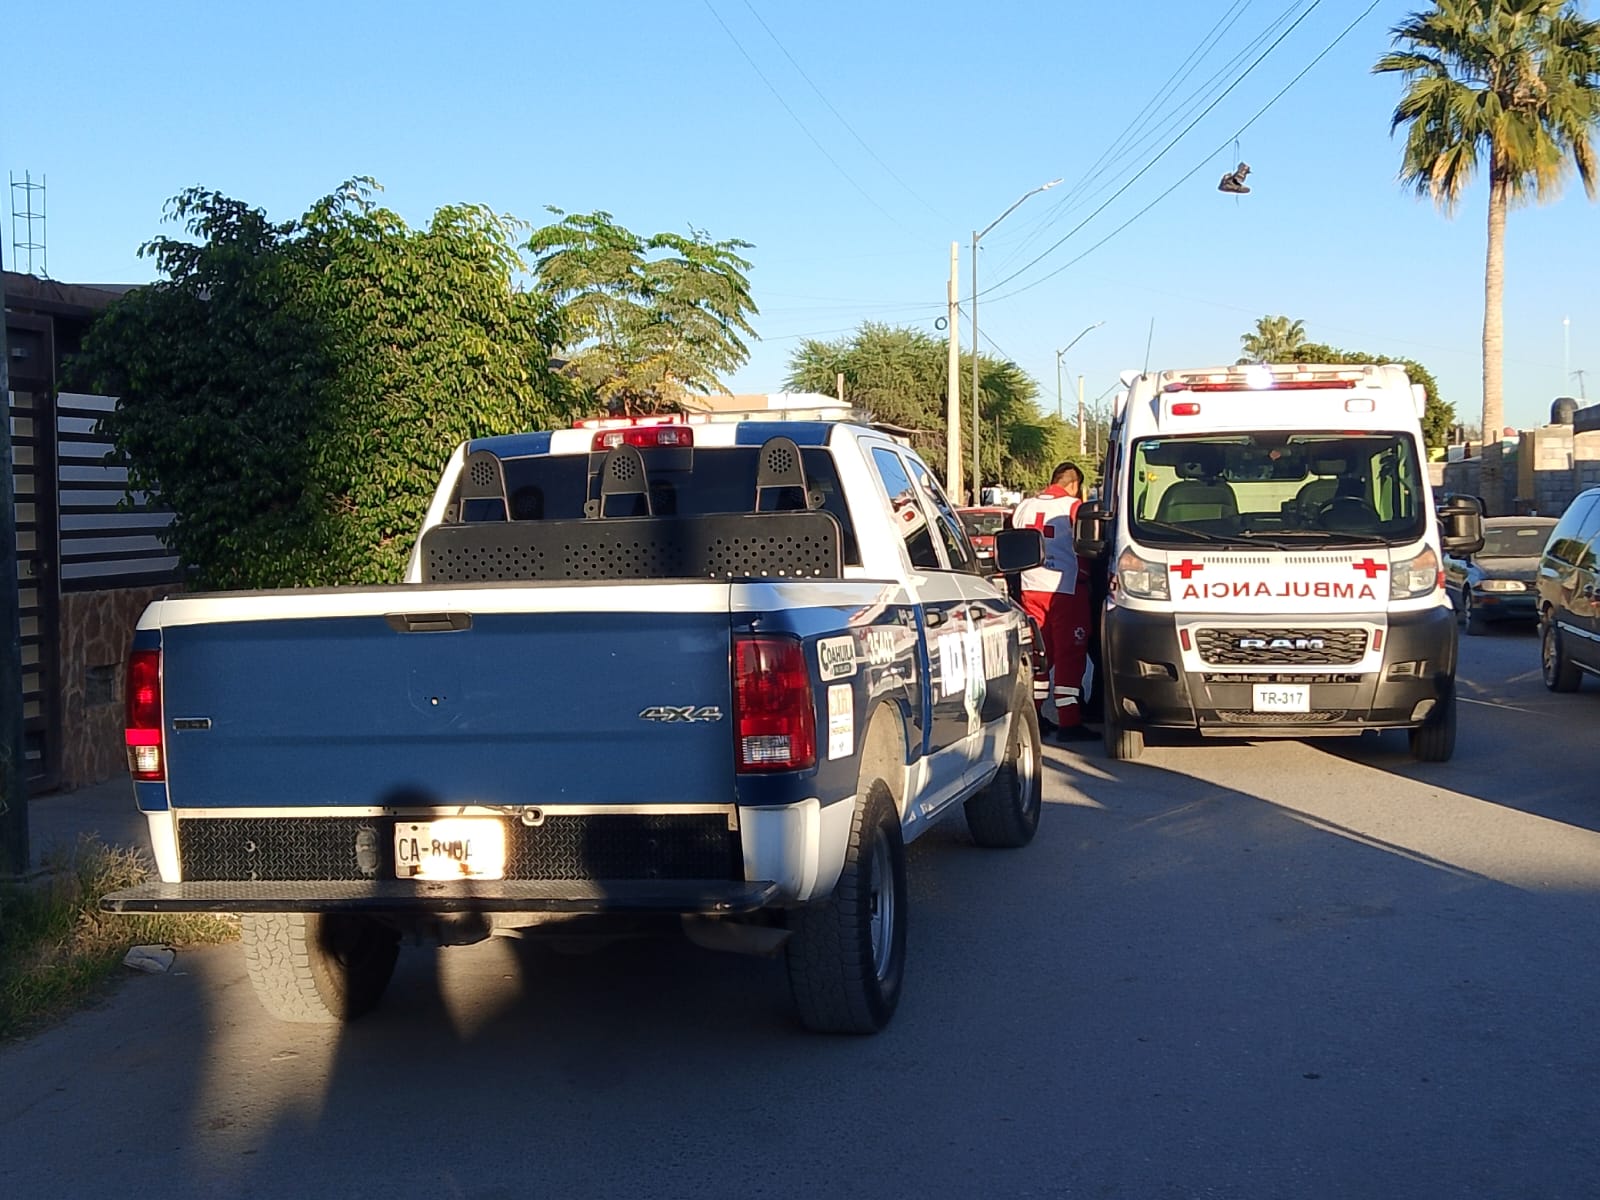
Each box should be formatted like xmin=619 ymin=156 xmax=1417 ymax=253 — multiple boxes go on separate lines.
xmin=1195 ymin=627 xmax=1368 ymax=666
xmin=176 ymin=815 xmax=743 ymax=882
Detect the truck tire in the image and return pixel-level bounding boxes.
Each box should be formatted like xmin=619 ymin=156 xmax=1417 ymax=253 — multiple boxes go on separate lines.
xmin=1542 ymin=621 xmax=1582 ymax=693
xmin=1102 ymin=694 xmax=1145 ymax=761
xmin=785 ymin=783 xmax=906 ymax=1034
xmin=963 ymin=701 xmax=1041 ymax=848
xmin=240 ymin=912 xmax=400 ymax=1024
xmin=1407 ymin=691 xmax=1457 ymax=763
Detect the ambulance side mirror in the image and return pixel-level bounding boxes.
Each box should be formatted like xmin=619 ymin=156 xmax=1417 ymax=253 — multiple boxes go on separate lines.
xmin=1437 ymin=497 xmax=1484 ymax=556
xmin=1074 ymin=504 xmax=1112 ymax=560
xmin=993 ymin=528 xmax=1044 ymax=573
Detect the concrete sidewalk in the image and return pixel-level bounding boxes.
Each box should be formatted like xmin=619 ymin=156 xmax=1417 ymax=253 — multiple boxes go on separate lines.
xmin=25 ymin=776 xmax=153 ymax=870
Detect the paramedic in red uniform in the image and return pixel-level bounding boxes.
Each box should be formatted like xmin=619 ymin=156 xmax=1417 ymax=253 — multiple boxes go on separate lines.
xmin=1012 ymin=462 xmax=1096 ymax=742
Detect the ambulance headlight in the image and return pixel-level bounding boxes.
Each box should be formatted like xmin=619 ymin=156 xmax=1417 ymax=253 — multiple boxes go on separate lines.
xmin=1390 ymin=547 xmax=1442 ymax=600
xmin=1117 ymin=547 xmax=1170 ymax=601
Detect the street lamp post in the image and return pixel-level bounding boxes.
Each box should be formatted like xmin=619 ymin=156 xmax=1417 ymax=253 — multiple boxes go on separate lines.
xmin=1054 ymin=320 xmax=1104 ymax=455
xmin=971 ymin=179 xmax=1061 ymax=504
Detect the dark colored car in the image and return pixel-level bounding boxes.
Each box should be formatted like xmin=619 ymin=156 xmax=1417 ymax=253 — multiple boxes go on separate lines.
xmin=1536 ymin=487 xmax=1600 ymax=691
xmin=1444 ymin=515 xmax=1556 ymax=634
xmin=957 ymin=507 xmax=1011 ymax=572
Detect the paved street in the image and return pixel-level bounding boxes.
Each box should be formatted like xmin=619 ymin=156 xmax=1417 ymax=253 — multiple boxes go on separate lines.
xmin=4 ymin=625 xmax=1597 ymax=1200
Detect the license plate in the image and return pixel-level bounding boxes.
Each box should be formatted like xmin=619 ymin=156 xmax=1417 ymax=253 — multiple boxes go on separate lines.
xmin=1252 ymin=684 xmax=1310 ymax=713
xmin=394 ymin=818 xmax=506 ymax=880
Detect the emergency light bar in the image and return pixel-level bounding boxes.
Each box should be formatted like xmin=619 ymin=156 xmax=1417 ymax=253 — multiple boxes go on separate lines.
xmin=574 ymin=414 xmax=698 ymax=450
xmin=1163 ymin=365 xmax=1370 ymax=393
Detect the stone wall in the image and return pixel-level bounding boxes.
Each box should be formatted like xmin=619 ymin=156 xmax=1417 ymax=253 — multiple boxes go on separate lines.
xmin=57 ymin=584 xmax=173 ymax=789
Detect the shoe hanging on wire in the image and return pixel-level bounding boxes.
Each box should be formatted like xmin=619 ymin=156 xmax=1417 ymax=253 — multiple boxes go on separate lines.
xmin=1218 ymin=161 xmax=1252 ymax=194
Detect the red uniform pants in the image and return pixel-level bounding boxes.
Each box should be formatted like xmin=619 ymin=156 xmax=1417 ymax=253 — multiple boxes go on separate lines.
xmin=1021 ymin=587 xmax=1091 ymax=727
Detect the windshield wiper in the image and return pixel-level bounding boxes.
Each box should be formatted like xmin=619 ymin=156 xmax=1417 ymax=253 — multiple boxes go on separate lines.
xmin=1235 ymin=528 xmax=1386 ymax=548
xmin=1134 ymin=519 xmax=1248 ymax=546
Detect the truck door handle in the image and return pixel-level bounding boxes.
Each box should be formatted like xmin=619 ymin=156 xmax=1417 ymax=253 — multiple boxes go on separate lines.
xmin=386 ymin=612 xmax=473 ymax=633
xmin=967 ymin=606 xmax=990 ymax=621
xmin=925 ymin=608 xmax=948 ymax=628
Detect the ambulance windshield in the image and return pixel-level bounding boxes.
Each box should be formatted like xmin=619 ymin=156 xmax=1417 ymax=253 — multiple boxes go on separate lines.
xmin=1128 ymin=432 xmax=1426 ymax=547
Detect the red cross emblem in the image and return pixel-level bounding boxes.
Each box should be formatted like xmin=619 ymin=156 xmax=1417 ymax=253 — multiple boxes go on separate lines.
xmin=1024 ymin=511 xmax=1055 ymax=539
xmin=1171 ymin=558 xmax=1203 ymax=580
xmin=1353 ymin=558 xmax=1388 ymax=579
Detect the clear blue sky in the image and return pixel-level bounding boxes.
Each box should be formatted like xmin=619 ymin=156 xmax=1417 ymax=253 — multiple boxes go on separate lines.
xmin=8 ymin=0 xmax=1598 ymax=434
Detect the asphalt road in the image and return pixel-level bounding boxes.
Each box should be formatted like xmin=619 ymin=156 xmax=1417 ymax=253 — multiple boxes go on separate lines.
xmin=4 ymin=622 xmax=1597 ymax=1200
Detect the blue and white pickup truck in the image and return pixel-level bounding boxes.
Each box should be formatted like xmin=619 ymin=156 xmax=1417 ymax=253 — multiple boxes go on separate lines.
xmin=105 ymin=417 xmax=1045 ymax=1033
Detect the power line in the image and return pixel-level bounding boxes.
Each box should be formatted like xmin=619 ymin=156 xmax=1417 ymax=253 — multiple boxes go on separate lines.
xmin=701 ymin=0 xmax=904 ymax=229
xmin=996 ymin=0 xmax=1266 ymax=270
xmin=738 ymin=0 xmax=950 ymax=224
xmin=978 ymin=0 xmax=1328 ymax=301
xmin=985 ymin=0 xmax=1383 ymax=309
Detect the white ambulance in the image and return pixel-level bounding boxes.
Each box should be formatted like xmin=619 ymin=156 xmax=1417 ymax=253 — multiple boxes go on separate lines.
xmin=1074 ymin=362 xmax=1483 ymax=761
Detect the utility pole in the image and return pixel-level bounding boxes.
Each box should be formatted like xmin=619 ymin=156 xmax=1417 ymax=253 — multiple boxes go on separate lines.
xmin=946 ymin=242 xmax=962 ymax=500
xmin=1055 ymin=350 xmax=1064 ymax=421
xmin=835 ymin=371 xmax=845 ymax=405
xmin=1573 ymin=369 xmax=1589 ymax=402
xmin=1 ymin=253 xmax=31 ymax=875
xmin=1077 ymin=374 xmax=1086 ymax=457
xmin=970 ymin=228 xmax=981 ymax=505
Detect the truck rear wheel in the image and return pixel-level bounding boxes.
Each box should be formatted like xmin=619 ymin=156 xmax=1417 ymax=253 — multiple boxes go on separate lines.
xmin=963 ymin=700 xmax=1042 ymax=848
xmin=785 ymin=784 xmax=906 ymax=1034
xmin=1408 ymin=692 xmax=1457 ymax=763
xmin=240 ymin=912 xmax=400 ymax=1024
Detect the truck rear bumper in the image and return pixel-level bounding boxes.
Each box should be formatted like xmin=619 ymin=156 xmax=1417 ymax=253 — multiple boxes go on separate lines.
xmin=102 ymin=878 xmax=780 ymax=916
xmin=1104 ymin=604 xmax=1457 ymax=736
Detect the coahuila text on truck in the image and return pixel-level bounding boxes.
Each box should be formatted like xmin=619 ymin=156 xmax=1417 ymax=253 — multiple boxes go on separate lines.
xmin=104 ymin=416 xmax=1049 ymax=1034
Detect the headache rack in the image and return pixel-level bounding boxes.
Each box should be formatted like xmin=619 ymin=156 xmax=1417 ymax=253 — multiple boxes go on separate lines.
xmin=421 ymin=435 xmax=843 ymax=584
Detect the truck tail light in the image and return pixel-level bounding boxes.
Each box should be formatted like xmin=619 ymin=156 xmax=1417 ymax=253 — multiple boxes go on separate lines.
xmin=125 ymin=648 xmax=165 ymax=781
xmin=733 ymin=635 xmax=816 ymax=772
xmin=591 ymin=425 xmax=695 ymax=451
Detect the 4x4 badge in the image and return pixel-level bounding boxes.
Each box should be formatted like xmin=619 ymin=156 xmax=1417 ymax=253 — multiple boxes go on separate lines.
xmin=639 ymin=706 xmax=724 ymax=723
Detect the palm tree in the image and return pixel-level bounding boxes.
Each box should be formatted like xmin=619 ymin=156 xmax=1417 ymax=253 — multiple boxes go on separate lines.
xmin=1375 ymin=0 xmax=1600 ymax=442
xmin=1237 ymin=315 xmax=1309 ymax=364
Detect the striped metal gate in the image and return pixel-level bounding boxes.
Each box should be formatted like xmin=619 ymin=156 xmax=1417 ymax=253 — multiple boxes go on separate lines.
xmin=7 ymin=311 xmax=60 ymax=790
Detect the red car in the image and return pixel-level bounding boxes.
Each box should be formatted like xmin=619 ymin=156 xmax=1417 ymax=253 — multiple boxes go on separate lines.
xmin=957 ymin=506 xmax=1012 ymax=571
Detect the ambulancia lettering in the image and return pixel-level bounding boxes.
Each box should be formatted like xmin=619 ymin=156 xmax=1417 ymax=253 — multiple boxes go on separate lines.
xmin=1180 ymin=581 xmax=1377 ymax=602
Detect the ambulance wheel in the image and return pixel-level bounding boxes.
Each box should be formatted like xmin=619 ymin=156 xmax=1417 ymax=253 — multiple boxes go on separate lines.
xmin=240 ymin=912 xmax=399 ymax=1024
xmin=1408 ymin=692 xmax=1456 ymax=763
xmin=1102 ymin=693 xmax=1144 ymax=760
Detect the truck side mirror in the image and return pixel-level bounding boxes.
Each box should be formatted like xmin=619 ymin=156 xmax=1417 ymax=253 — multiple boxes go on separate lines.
xmin=993 ymin=528 xmax=1043 ymax=573
xmin=1437 ymin=497 xmax=1484 ymax=556
xmin=1073 ymin=504 xmax=1112 ymax=560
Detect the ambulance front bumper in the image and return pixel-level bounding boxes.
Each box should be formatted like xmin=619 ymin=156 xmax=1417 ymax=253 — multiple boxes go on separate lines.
xmin=1102 ymin=605 xmax=1457 ymax=736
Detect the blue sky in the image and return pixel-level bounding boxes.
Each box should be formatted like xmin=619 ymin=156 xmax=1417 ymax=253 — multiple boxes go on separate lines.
xmin=8 ymin=0 xmax=1598 ymax=434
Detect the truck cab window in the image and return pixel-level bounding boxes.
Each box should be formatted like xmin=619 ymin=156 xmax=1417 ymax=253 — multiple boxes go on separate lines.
xmin=871 ymin=447 xmax=941 ymax=570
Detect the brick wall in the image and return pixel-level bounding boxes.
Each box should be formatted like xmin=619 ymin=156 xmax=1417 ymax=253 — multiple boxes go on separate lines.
xmin=57 ymin=584 xmax=172 ymax=789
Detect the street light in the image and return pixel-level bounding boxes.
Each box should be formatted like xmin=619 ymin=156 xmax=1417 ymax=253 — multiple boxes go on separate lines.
xmin=971 ymin=178 xmax=1061 ymax=504
xmin=1054 ymin=321 xmax=1104 ymax=453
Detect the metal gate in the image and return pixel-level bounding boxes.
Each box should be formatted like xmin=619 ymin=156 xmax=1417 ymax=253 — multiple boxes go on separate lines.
xmin=7 ymin=311 xmax=60 ymax=791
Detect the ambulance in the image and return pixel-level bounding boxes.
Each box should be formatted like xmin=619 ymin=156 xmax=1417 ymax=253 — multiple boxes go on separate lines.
xmin=1073 ymin=362 xmax=1483 ymax=761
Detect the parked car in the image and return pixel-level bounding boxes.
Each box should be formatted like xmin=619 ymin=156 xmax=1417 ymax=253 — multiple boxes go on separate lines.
xmin=957 ymin=506 xmax=1012 ymax=572
xmin=1536 ymin=486 xmax=1600 ymax=692
xmin=1444 ymin=515 xmax=1556 ymax=635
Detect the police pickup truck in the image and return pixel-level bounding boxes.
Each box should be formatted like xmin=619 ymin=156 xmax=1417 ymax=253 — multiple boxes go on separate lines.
xmin=104 ymin=417 xmax=1045 ymax=1034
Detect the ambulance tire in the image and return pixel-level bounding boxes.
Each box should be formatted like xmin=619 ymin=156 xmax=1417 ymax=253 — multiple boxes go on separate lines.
xmin=1103 ymin=703 xmax=1145 ymax=761
xmin=1407 ymin=691 xmax=1457 ymax=763
xmin=241 ymin=912 xmax=400 ymax=1024
xmin=964 ymin=697 xmax=1042 ymax=848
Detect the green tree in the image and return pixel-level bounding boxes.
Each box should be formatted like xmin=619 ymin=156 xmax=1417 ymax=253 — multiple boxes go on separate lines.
xmin=79 ymin=181 xmax=573 ymax=590
xmin=1375 ymin=0 xmax=1600 ymax=441
xmin=784 ymin=322 xmax=1060 ymax=493
xmin=1294 ymin=342 xmax=1457 ymax=448
xmin=526 ymin=209 xmax=759 ymax=415
xmin=1237 ymin=315 xmax=1310 ymax=364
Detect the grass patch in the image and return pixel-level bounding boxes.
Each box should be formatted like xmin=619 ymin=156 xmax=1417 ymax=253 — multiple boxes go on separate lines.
xmin=0 ymin=836 xmax=237 ymax=1041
